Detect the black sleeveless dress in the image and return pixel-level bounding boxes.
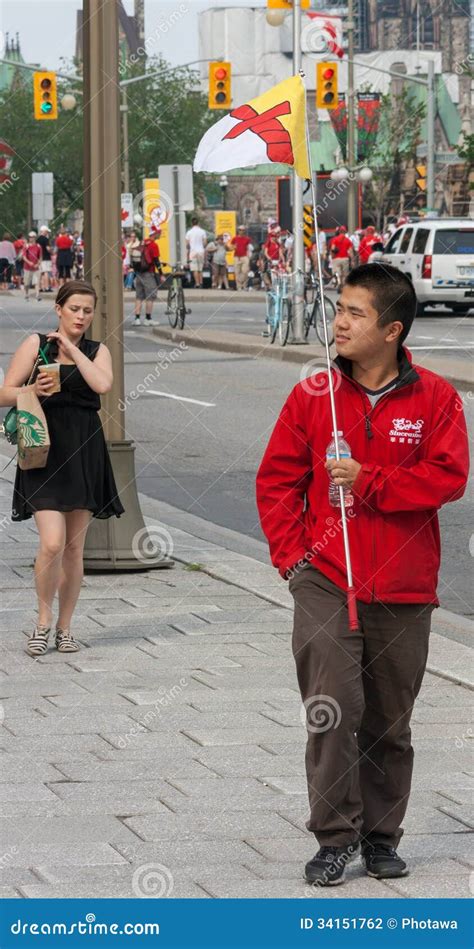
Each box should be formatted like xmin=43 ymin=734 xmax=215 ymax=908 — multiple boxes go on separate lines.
xmin=12 ymin=333 xmax=125 ymax=522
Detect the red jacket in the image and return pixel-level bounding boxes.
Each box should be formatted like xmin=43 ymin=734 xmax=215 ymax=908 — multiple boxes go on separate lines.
xmin=256 ymin=348 xmax=469 ymax=605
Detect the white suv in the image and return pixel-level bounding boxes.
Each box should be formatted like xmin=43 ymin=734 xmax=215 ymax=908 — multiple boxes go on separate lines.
xmin=381 ymin=219 xmax=474 ymax=315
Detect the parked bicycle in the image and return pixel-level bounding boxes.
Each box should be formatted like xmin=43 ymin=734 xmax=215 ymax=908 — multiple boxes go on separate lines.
xmin=265 ymin=268 xmax=293 ymax=345
xmin=304 ymin=272 xmax=336 ymax=345
xmin=165 ymin=266 xmax=191 ymax=329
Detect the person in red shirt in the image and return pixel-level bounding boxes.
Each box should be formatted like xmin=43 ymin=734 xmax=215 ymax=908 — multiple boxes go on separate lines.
xmin=262 ymin=226 xmax=284 ymax=289
xmin=133 ymin=230 xmax=161 ymax=326
xmin=358 ymin=225 xmax=380 ymax=264
xmin=55 ymin=226 xmax=75 ymax=286
xmin=256 ymin=263 xmax=468 ymax=887
xmin=13 ymin=233 xmax=25 ymax=288
xmin=22 ymin=232 xmax=42 ymax=302
xmin=329 ymin=225 xmax=354 ymax=285
xmin=230 ymin=225 xmax=253 ymax=290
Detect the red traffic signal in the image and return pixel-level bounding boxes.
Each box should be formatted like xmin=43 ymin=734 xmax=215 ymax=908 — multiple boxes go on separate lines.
xmin=208 ymin=61 xmax=232 ymax=110
xmin=316 ymin=62 xmax=338 ymax=111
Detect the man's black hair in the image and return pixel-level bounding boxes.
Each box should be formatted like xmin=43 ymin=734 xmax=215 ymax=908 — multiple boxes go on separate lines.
xmin=191 ymin=216 xmax=198 ymax=225
xmin=345 ymin=263 xmax=417 ymax=343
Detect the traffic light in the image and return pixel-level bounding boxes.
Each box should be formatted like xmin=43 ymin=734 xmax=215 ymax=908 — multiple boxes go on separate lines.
xmin=33 ymin=71 xmax=58 ymax=120
xmin=416 ymin=164 xmax=427 ymax=192
xmin=316 ymin=62 xmax=338 ymax=110
xmin=208 ymin=62 xmax=232 ymax=110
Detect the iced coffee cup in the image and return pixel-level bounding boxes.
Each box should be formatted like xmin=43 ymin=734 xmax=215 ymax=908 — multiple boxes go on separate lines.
xmin=40 ymin=363 xmax=61 ymax=394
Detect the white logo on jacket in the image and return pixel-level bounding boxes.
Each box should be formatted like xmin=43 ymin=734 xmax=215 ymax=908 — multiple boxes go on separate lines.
xmin=389 ymin=418 xmax=424 ymax=444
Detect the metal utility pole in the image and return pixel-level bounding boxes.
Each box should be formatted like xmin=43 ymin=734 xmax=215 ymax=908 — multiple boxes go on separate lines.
xmin=82 ymin=0 xmax=168 ymax=570
xmin=291 ymin=0 xmax=306 ymax=343
xmin=346 ymin=0 xmax=357 ymax=234
xmin=426 ymin=58 xmax=435 ymax=211
xmin=121 ymin=87 xmax=130 ymax=193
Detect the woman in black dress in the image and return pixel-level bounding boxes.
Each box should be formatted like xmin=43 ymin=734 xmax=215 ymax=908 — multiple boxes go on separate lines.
xmin=1 ymin=280 xmax=124 ymax=656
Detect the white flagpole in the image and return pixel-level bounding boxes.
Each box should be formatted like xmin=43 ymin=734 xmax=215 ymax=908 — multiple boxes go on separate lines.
xmin=300 ymin=71 xmax=358 ymax=632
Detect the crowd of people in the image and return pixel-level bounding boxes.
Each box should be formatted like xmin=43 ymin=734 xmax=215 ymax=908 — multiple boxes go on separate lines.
xmin=0 ymin=226 xmax=84 ymax=300
xmin=119 ymin=217 xmax=398 ymax=298
xmin=0 ymin=216 xmax=398 ymax=309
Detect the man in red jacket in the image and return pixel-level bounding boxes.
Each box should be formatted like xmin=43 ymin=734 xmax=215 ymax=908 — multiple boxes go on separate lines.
xmin=256 ymin=263 xmax=469 ymax=887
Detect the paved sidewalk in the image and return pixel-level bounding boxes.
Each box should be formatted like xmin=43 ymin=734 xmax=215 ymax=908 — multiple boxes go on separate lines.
xmin=0 ymin=458 xmax=472 ymax=900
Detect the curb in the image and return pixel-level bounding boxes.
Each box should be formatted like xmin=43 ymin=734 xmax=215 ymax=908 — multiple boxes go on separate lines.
xmin=151 ymin=326 xmax=474 ymax=385
xmin=137 ymin=493 xmax=474 ymax=693
xmin=124 ymin=289 xmax=262 ymax=304
xmin=1 ymin=451 xmax=472 ymax=692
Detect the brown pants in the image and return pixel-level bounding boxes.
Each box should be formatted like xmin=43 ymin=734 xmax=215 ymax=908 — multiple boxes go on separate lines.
xmin=290 ymin=565 xmax=434 ymax=849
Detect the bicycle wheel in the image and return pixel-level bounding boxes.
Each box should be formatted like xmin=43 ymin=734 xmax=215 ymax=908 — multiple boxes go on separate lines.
xmin=303 ymin=300 xmax=312 ymax=340
xmin=280 ymin=298 xmax=292 ymax=346
xmin=314 ymin=294 xmax=336 ymax=346
xmin=166 ymin=280 xmax=179 ymax=328
xmin=177 ymin=283 xmax=186 ymax=329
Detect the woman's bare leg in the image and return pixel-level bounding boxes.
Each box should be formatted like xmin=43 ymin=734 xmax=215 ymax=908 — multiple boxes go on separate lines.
xmin=33 ymin=511 xmax=66 ymax=627
xmin=56 ymin=510 xmax=92 ymax=630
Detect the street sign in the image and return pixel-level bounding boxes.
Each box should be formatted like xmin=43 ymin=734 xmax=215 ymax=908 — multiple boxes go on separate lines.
xmin=121 ymin=192 xmax=133 ymax=228
xmin=159 ymin=164 xmax=194 ymax=265
xmin=32 ymin=172 xmax=53 ymax=223
xmin=158 ymin=164 xmax=194 ymax=212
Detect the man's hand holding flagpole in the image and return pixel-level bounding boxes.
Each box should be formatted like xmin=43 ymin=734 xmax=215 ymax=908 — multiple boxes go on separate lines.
xmin=194 ymin=73 xmax=359 ymax=631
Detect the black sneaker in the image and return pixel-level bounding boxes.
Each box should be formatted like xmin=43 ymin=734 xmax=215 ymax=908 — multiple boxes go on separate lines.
xmin=361 ymin=843 xmax=408 ymax=879
xmin=305 ymin=841 xmax=360 ymax=886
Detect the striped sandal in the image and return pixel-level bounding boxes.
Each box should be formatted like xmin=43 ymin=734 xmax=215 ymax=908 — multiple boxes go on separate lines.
xmin=55 ymin=627 xmax=79 ymax=653
xmin=26 ymin=625 xmax=50 ymax=657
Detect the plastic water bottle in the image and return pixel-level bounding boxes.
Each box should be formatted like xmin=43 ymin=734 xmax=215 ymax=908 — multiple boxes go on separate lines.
xmin=326 ymin=431 xmax=354 ymax=509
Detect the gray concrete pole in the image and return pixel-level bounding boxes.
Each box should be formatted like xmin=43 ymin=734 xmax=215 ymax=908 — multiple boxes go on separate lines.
xmin=291 ymin=0 xmax=306 ymax=344
xmin=426 ymin=59 xmax=435 ymax=211
xmin=83 ymin=0 xmax=170 ymax=570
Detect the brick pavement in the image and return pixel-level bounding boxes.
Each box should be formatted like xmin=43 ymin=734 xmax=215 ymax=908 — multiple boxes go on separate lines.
xmin=0 ymin=457 xmax=472 ymax=899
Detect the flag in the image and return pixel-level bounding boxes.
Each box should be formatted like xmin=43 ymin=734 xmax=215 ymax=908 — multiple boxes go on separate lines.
xmin=194 ymin=74 xmax=310 ymax=179
xmin=306 ymin=13 xmax=344 ymax=59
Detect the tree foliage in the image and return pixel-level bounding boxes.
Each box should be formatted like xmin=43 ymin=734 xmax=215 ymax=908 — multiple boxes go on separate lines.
xmin=363 ymin=88 xmax=426 ymax=226
xmin=0 ymin=55 xmax=213 ymax=236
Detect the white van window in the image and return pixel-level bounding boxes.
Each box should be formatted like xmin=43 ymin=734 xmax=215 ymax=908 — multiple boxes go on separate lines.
xmin=412 ymin=229 xmax=429 ymax=254
xmin=399 ymin=228 xmax=413 ymax=253
xmin=385 ymin=229 xmax=403 ymax=253
xmin=433 ymin=230 xmax=474 ymax=254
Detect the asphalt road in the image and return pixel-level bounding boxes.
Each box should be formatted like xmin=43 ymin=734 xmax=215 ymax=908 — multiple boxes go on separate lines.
xmin=1 ymin=294 xmax=472 ymax=617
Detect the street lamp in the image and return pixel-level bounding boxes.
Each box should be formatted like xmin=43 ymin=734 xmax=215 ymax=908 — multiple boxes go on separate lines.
xmin=220 ymin=173 xmax=228 ymax=209
xmin=266 ymin=9 xmax=286 ymax=26
xmin=60 ymin=93 xmax=77 ymax=111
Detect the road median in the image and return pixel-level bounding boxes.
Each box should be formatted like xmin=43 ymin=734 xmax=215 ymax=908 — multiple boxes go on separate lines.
xmin=152 ymin=325 xmax=473 ymax=386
